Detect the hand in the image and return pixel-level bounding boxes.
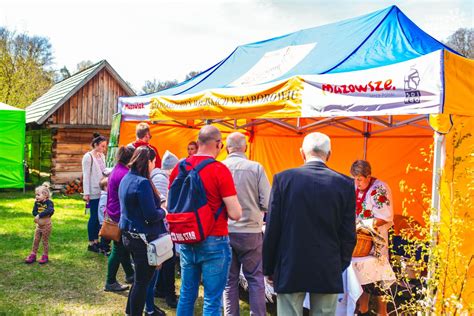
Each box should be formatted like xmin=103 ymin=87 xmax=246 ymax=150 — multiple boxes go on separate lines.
xmin=34 ymin=215 xmax=39 ymax=223
xmin=83 ymin=194 xmax=90 ymax=202
xmin=265 ymin=275 xmax=274 ymax=287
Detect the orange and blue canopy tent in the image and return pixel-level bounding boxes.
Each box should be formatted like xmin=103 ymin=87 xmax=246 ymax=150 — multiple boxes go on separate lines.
xmin=112 ymin=5 xmax=473 ymax=302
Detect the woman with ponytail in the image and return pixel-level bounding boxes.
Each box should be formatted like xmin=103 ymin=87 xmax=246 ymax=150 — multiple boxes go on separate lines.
xmin=82 ymin=133 xmax=107 ymax=253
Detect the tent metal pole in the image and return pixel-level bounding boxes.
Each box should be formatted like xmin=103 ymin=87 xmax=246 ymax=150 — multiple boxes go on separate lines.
xmin=363 ymin=121 xmax=369 ymax=160
xmin=349 ymin=116 xmax=387 ymax=127
xmin=427 ymin=131 xmax=444 ymax=310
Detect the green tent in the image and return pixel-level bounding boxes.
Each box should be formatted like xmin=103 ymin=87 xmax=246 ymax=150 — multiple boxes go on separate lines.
xmin=0 ymin=102 xmax=25 ymax=189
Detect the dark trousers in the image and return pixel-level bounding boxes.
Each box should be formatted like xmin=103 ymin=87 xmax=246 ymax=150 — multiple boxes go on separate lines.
xmin=123 ymin=233 xmax=156 ymax=316
xmin=224 ymin=233 xmax=266 ymax=316
xmin=155 ymin=245 xmax=176 ymax=297
xmin=106 ymin=239 xmax=134 ymax=284
xmin=87 ymin=199 xmax=100 ymax=241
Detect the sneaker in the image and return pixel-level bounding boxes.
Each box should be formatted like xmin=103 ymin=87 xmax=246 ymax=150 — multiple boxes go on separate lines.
xmin=145 ymin=305 xmax=166 ymax=316
xmin=104 ymin=282 xmax=129 ymax=292
xmin=98 ymin=244 xmax=111 ymax=256
xmin=25 ymin=253 xmax=36 ymax=264
xmin=38 ymin=255 xmax=49 ymax=264
xmin=165 ymin=294 xmax=178 ymax=308
xmin=125 ymin=275 xmax=134 ymax=284
xmin=88 ymin=244 xmax=100 ymax=253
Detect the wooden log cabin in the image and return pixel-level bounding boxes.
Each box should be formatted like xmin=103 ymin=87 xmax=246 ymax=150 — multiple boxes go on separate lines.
xmin=25 ymin=60 xmax=135 ymax=186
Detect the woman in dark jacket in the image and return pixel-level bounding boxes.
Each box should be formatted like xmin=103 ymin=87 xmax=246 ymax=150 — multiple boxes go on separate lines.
xmin=119 ymin=146 xmax=167 ymax=316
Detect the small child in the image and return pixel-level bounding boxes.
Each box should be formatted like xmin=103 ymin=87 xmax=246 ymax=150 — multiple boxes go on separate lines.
xmin=98 ymin=176 xmax=108 ymax=226
xmin=98 ymin=176 xmax=111 ymax=255
xmin=25 ymin=182 xmax=54 ymax=264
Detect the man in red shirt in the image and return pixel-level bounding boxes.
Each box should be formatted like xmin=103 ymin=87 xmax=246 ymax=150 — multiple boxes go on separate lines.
xmin=169 ymin=125 xmax=242 ymax=315
xmin=130 ymin=122 xmax=162 ymax=168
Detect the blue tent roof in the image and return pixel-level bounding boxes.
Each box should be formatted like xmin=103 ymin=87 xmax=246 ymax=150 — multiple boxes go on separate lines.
xmin=145 ymin=5 xmax=455 ymax=98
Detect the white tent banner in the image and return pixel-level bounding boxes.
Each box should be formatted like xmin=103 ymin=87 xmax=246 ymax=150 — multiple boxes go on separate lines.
xmin=119 ymin=97 xmax=151 ymax=121
xmin=118 ymin=51 xmax=443 ymax=121
xmin=301 ymin=50 xmax=443 ymax=117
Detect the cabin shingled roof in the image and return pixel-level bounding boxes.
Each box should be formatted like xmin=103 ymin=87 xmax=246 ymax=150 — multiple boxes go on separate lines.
xmin=26 ymin=60 xmax=135 ymax=124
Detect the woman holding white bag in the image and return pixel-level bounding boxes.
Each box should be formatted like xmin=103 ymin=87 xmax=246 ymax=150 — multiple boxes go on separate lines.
xmin=119 ymin=146 xmax=168 ymax=316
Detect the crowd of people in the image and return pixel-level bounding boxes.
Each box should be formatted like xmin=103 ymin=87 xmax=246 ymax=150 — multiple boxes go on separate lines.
xmin=25 ymin=121 xmax=395 ymax=316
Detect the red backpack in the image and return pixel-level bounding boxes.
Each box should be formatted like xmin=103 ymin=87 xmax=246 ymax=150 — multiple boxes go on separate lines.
xmin=166 ymin=158 xmax=224 ymax=244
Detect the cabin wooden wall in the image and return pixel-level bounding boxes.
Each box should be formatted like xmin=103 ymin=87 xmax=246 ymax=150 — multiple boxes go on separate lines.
xmin=52 ymin=69 xmax=128 ymax=126
xmin=51 ymin=128 xmax=111 ymax=184
xmin=27 ymin=67 xmax=134 ymax=186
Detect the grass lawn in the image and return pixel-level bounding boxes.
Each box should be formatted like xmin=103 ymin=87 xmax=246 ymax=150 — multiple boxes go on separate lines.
xmin=0 ymin=190 xmax=250 ymax=315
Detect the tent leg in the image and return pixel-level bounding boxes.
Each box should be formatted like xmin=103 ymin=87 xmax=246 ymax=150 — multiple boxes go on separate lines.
xmin=427 ymin=131 xmax=445 ymax=309
xmin=363 ymin=136 xmax=368 ymax=160
xmin=363 ymin=121 xmax=369 ymax=160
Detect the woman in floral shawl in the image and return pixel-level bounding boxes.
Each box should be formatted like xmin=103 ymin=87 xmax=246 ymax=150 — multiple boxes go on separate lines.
xmin=350 ymin=160 xmax=395 ymax=316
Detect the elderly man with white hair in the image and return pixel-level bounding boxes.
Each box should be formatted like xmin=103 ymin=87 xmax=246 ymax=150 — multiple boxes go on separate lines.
xmin=222 ymin=132 xmax=271 ymax=316
xmin=263 ymin=132 xmax=356 ymax=316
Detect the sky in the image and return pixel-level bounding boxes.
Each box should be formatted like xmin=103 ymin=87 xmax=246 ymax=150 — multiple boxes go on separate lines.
xmin=1 ymin=0 xmax=472 ymax=92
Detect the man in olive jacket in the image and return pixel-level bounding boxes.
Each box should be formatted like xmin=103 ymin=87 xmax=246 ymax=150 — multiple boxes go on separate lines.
xmin=263 ymin=132 xmax=356 ymax=315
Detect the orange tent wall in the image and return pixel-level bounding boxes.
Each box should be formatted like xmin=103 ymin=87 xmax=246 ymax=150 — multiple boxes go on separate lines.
xmin=444 ymin=51 xmax=474 ymax=116
xmin=119 ymin=117 xmax=433 ymax=226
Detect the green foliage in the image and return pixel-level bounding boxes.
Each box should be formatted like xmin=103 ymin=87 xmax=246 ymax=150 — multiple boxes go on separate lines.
xmin=0 ymin=27 xmax=55 ymax=108
xmin=57 ymin=66 xmax=71 ymax=82
xmin=382 ymin=128 xmax=474 ymax=315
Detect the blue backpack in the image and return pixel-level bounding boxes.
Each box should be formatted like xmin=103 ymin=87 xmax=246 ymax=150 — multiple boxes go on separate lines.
xmin=166 ymin=158 xmax=224 ymax=243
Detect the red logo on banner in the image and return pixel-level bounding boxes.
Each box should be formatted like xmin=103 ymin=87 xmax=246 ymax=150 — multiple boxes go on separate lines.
xmin=322 ymin=79 xmax=396 ymax=94
xmin=124 ymin=103 xmax=145 ymax=110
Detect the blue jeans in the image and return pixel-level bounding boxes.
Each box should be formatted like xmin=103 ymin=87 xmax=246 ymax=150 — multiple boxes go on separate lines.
xmin=177 ymin=236 xmax=232 ymax=316
xmin=145 ymin=270 xmax=160 ymax=313
xmin=87 ymin=199 xmax=100 ymax=241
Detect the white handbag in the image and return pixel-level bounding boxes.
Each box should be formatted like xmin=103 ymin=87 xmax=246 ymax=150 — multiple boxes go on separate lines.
xmin=139 ymin=233 xmax=174 ymax=266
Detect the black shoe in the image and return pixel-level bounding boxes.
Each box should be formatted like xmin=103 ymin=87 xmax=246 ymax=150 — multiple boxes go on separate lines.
xmin=165 ymin=295 xmax=178 ymax=308
xmin=98 ymin=244 xmax=111 ymax=256
xmin=104 ymin=282 xmax=129 ymax=292
xmin=145 ymin=305 xmax=166 ymax=316
xmin=88 ymin=244 xmax=100 ymax=253
xmin=125 ymin=275 xmax=134 ymax=284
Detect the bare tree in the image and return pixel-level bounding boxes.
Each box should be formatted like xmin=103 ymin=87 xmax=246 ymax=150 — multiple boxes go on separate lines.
xmin=185 ymin=70 xmax=201 ymax=81
xmin=75 ymin=60 xmax=94 ymax=73
xmin=444 ymin=28 xmax=474 ymax=58
xmin=141 ymin=78 xmax=178 ymax=94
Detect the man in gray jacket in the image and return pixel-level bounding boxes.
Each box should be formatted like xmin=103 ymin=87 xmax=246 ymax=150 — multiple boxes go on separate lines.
xmin=222 ymin=132 xmax=271 ymax=316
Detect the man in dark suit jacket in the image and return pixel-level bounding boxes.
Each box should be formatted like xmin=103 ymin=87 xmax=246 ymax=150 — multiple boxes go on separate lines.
xmin=263 ymin=132 xmax=356 ymax=315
